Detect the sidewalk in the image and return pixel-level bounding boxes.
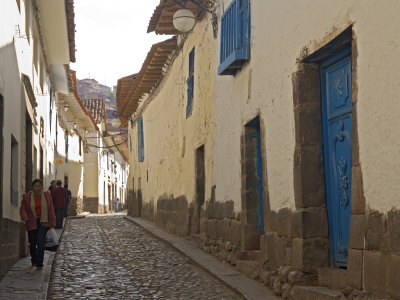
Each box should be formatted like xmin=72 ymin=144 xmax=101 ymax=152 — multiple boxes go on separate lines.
xmin=124 ymin=215 xmax=279 ymax=300
xmin=0 ymin=213 xmax=86 ymax=300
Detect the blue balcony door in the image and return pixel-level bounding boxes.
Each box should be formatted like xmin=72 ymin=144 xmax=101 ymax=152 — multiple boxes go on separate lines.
xmin=321 ymin=48 xmax=352 ymax=267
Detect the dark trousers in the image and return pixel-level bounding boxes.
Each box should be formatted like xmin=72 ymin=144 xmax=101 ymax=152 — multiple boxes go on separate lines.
xmin=64 ymin=199 xmax=70 ymax=217
xmin=28 ymin=219 xmax=48 ymax=267
xmin=55 ymin=208 xmax=64 ymax=229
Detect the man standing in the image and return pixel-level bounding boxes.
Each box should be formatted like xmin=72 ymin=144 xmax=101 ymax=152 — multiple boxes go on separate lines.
xmin=64 ymin=184 xmax=72 ymax=218
xmin=114 ymin=197 xmax=119 ymax=213
xmin=51 ymin=180 xmax=66 ymax=229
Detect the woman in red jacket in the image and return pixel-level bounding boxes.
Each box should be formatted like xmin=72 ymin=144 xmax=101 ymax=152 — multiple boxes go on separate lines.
xmin=20 ymin=179 xmax=56 ymax=270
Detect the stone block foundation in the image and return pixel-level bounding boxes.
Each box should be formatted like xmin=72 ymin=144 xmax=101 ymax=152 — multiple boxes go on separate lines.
xmin=0 ymin=218 xmax=26 ymax=279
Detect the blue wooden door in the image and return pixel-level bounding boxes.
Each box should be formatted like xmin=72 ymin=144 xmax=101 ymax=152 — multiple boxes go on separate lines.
xmin=321 ymin=49 xmax=352 ymax=266
xmin=254 ymin=120 xmax=265 ymax=234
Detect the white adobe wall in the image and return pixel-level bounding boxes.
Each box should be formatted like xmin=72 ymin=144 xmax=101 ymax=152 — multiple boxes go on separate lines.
xmin=0 ymin=0 xmax=60 ymax=221
xmin=214 ymin=0 xmax=400 ymax=212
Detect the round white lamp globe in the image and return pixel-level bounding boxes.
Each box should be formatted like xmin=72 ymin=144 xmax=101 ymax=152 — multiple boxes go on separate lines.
xmin=173 ymin=9 xmax=196 ymax=33
xmin=111 ymin=118 xmax=121 ymax=128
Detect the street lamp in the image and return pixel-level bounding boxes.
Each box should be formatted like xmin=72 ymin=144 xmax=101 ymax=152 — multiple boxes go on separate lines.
xmin=171 ymin=0 xmax=217 ymax=37
xmin=173 ymin=9 xmax=196 ymax=33
xmin=111 ymin=118 xmax=121 ymax=128
xmin=64 ymin=105 xmax=69 ymax=112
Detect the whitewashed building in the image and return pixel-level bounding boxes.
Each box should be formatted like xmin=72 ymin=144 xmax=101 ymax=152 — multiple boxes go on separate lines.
xmin=0 ymin=0 xmax=78 ymax=277
xmin=82 ymin=99 xmax=129 ymax=213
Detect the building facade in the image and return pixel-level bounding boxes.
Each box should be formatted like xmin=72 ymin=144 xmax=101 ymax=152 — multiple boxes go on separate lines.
xmin=122 ymin=0 xmax=400 ymax=298
xmin=82 ymin=98 xmax=129 ymax=214
xmin=0 ymin=0 xmax=101 ymax=278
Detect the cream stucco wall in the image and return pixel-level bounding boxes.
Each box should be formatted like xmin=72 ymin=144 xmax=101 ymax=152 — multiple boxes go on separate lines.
xmin=0 ymin=0 xmax=55 ymax=221
xmin=82 ymin=124 xmax=129 ymax=210
xmin=0 ymin=0 xmax=74 ymax=221
xmin=129 ymin=15 xmax=216 ymax=209
xmin=214 ymin=0 xmax=400 ymax=213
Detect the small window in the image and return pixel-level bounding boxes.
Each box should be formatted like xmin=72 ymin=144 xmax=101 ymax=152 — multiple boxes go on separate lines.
xmin=49 ymin=90 xmax=53 ymax=133
xmin=40 ymin=117 xmax=44 ymax=138
xmin=65 ymin=131 xmax=69 ymax=163
xmin=55 ymin=114 xmax=58 ymax=149
xmin=11 ymin=135 xmax=19 ymax=206
xmin=218 ymin=0 xmax=251 ymax=75
xmin=79 ymin=137 xmax=82 ymax=156
xmin=137 ymin=117 xmax=144 ymax=162
xmin=186 ymin=48 xmax=195 ymax=117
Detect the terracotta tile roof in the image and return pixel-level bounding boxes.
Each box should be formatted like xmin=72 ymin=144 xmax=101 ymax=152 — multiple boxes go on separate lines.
xmin=148 ymin=0 xmax=207 ymax=35
xmin=67 ymin=69 xmax=99 ymax=131
xmin=117 ymin=37 xmax=177 ymax=118
xmin=116 ymin=73 xmax=138 ymax=115
xmin=65 ymin=0 xmax=76 ymax=62
xmin=83 ymin=99 xmax=106 ymax=124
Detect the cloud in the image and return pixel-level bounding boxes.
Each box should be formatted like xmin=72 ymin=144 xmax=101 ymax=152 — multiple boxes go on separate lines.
xmin=71 ymin=0 xmax=170 ymax=87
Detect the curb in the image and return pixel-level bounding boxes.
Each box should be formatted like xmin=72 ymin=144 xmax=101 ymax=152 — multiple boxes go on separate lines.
xmin=67 ymin=211 xmax=90 ymax=219
xmin=45 ymin=218 xmax=67 ymax=300
xmin=124 ymin=215 xmax=278 ymax=300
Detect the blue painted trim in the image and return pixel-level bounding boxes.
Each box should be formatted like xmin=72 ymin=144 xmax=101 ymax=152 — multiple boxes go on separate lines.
xmin=320 ymin=47 xmax=352 ymax=267
xmin=218 ymin=0 xmax=251 ymax=75
xmin=137 ymin=117 xmax=144 ymax=162
xmin=245 ymin=116 xmax=265 ymax=234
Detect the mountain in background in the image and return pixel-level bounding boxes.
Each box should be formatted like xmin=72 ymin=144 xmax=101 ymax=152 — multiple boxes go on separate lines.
xmin=76 ymin=78 xmax=120 ymax=133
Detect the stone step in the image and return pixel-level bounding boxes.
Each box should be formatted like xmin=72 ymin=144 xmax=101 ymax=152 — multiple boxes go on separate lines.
xmin=235 ymin=260 xmax=259 ymax=279
xmin=237 ymin=250 xmax=260 ymax=261
xmin=318 ymin=267 xmax=348 ymax=289
xmin=190 ymin=234 xmax=201 ymax=246
xmin=292 ymin=286 xmax=343 ymax=300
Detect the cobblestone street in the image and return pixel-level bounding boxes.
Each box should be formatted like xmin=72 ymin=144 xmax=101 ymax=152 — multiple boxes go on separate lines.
xmin=48 ymin=214 xmax=240 ymax=300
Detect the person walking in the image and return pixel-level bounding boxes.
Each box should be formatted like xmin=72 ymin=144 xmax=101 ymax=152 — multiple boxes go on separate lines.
xmin=51 ymin=180 xmax=66 ymax=229
xmin=114 ymin=197 xmax=119 ymax=213
xmin=64 ymin=184 xmax=71 ymax=218
xmin=48 ymin=180 xmax=56 ymax=193
xmin=20 ymin=179 xmax=56 ymax=270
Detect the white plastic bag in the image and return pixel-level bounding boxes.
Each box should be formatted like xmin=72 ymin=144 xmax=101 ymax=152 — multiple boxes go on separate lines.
xmin=45 ymin=228 xmax=59 ymax=248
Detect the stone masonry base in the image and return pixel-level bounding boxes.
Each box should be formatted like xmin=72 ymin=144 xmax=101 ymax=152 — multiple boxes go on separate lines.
xmin=0 ymin=217 xmax=27 ymax=279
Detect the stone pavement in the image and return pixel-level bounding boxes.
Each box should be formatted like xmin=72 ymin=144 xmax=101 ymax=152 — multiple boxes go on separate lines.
xmin=48 ymin=213 xmax=240 ymax=299
xmin=125 ymin=215 xmax=278 ymax=300
xmin=0 ymin=224 xmax=64 ymax=300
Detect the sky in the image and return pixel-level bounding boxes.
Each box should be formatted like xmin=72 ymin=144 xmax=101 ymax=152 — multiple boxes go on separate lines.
xmin=71 ymin=0 xmax=169 ymax=88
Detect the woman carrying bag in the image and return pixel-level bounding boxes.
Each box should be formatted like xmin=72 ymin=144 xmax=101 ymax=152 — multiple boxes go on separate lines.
xmin=20 ymin=179 xmax=56 ymax=270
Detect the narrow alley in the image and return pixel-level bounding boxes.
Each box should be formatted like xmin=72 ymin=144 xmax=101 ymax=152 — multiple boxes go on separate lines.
xmin=48 ymin=214 xmax=239 ymax=300
xmin=2 ymin=0 xmax=400 ymax=299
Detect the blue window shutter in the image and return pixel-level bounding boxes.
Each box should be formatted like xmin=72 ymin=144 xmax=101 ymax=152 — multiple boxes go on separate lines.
xmin=218 ymin=0 xmax=251 ymax=75
xmin=137 ymin=117 xmax=144 ymax=162
xmin=186 ymin=48 xmax=195 ymax=118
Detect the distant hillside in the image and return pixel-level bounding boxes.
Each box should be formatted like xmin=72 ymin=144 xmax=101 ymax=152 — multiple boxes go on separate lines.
xmin=76 ymin=78 xmax=121 ymax=133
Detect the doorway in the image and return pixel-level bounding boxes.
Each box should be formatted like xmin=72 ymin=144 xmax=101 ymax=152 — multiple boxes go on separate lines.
xmin=194 ymin=145 xmax=205 ymax=234
xmin=108 ymin=185 xmax=111 ymax=211
xmin=0 ymin=95 xmax=3 ymax=218
xmin=241 ymin=116 xmax=265 ymax=250
xmin=320 ymin=48 xmax=352 ymax=267
xmin=39 ymin=146 xmax=44 ymax=181
xmin=25 ymin=111 xmax=33 ymax=192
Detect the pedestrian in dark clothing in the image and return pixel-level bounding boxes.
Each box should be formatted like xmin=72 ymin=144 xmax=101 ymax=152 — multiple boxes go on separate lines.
xmin=51 ymin=180 xmax=66 ymax=229
xmin=64 ymin=184 xmax=71 ymax=218
xmin=20 ymin=179 xmax=56 ymax=270
xmin=48 ymin=180 xmax=56 ymax=193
